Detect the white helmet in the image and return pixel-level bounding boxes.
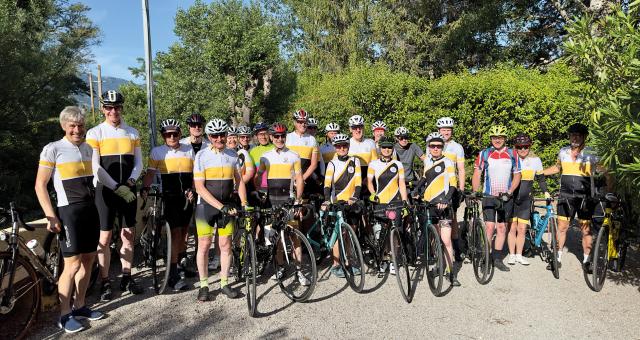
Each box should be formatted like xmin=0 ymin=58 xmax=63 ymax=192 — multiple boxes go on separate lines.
xmin=325 ymin=122 xmax=340 ymax=132
xmin=371 ymin=121 xmax=387 ymax=131
xmin=227 ymin=126 xmax=237 ymax=136
xmin=426 ymin=132 xmax=444 ymax=143
xmin=348 ymin=115 xmax=365 ymax=127
xmin=160 ymin=118 xmax=180 ymax=134
xmin=307 ymin=117 xmax=318 ymax=127
xmin=293 ymin=109 xmax=308 ymax=121
xmin=205 ymin=119 xmax=228 ymax=135
xmin=394 ymin=126 xmax=409 ymax=136
xmin=436 ymin=117 xmax=454 ymax=128
xmin=332 ymin=133 xmax=350 ymax=145
xmin=237 ymin=125 xmax=251 ymax=136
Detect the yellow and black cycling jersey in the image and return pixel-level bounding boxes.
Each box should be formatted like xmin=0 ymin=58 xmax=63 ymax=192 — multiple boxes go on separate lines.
xmin=39 ymin=137 xmax=94 ymax=207
xmin=418 ymin=156 xmax=455 ymax=203
xmin=259 ymin=147 xmax=302 ymax=199
xmin=286 ymin=132 xmax=318 ymax=173
xmin=349 ymin=137 xmax=378 ymax=166
xmin=367 ymin=159 xmax=404 ymax=204
xmin=236 ymin=148 xmax=255 ymax=176
xmin=557 ymin=146 xmax=600 ymax=196
xmin=324 ymin=155 xmax=361 ymax=202
xmin=514 ymin=155 xmax=548 ymax=201
xmin=86 ymin=121 xmax=142 ymax=187
xmin=148 ymin=144 xmax=194 ymax=195
xmin=193 ymin=146 xmax=241 ymax=204
xmin=442 ymin=140 xmax=465 ymax=187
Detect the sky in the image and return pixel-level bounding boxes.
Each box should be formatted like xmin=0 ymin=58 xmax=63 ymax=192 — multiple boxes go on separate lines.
xmin=82 ymin=0 xmax=212 ymax=81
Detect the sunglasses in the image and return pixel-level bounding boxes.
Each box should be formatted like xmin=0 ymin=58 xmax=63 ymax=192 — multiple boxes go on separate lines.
xmin=188 ymin=123 xmax=203 ymax=128
xmin=273 ymin=134 xmax=286 ymax=139
xmin=380 ymin=145 xmax=393 ymax=149
xmin=428 ymin=144 xmax=444 ymax=149
xmin=307 ymin=126 xmax=317 ymax=129
xmin=209 ymin=134 xmax=226 ymax=139
xmin=163 ymin=132 xmax=179 ymax=138
xmin=397 ymin=136 xmax=408 ymax=140
xmin=103 ymin=105 xmax=122 ymax=111
xmin=334 ymin=144 xmax=349 ymax=149
xmin=295 ymin=121 xmax=307 ymax=125
xmin=350 ymin=125 xmax=364 ymax=130
xmin=516 ymin=145 xmax=530 ymax=150
xmin=239 ymin=135 xmax=250 ymax=139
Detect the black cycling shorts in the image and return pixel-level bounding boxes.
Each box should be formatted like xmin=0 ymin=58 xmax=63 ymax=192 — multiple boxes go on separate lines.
xmin=482 ymin=197 xmax=514 ymax=224
xmin=58 ymin=202 xmax=100 ymax=257
xmin=557 ymin=196 xmax=595 ymax=222
xmin=95 ymin=183 xmax=137 ymax=231
xmin=164 ymin=194 xmax=193 ymax=229
xmin=511 ymin=198 xmax=532 ymax=225
xmin=195 ymin=203 xmax=234 ymax=238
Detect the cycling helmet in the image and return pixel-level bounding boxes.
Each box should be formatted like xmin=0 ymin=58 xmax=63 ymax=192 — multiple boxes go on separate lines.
xmin=325 ymin=122 xmax=340 ymax=132
xmin=348 ymin=115 xmax=365 ymax=127
xmin=160 ymin=118 xmax=181 ymax=134
xmin=371 ymin=121 xmax=387 ymax=131
xmin=307 ymin=117 xmax=318 ymax=128
xmin=101 ymin=90 xmax=124 ymax=105
xmin=205 ymin=119 xmax=228 ymax=135
xmin=426 ymin=132 xmax=444 ymax=144
xmin=293 ymin=109 xmax=308 ymax=121
xmin=514 ymin=133 xmax=532 ymax=146
xmin=567 ymin=123 xmax=589 ymax=135
xmin=227 ymin=126 xmax=237 ymax=136
xmin=332 ymin=133 xmax=349 ymax=145
xmin=488 ymin=125 xmax=508 ymax=137
xmin=378 ymin=136 xmax=394 ymax=148
xmin=186 ymin=113 xmax=205 ymax=125
xmin=269 ymin=122 xmax=287 ymax=135
xmin=436 ymin=117 xmax=454 ymax=128
xmin=394 ymin=126 xmax=409 ymax=137
xmin=237 ymin=125 xmax=251 ymax=136
xmin=253 ymin=122 xmax=269 ymax=133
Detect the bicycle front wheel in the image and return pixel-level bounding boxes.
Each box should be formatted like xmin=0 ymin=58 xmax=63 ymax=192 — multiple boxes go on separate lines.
xmin=0 ymin=252 xmax=41 ymax=340
xmin=590 ymin=226 xmax=609 ymax=292
xmin=472 ymin=218 xmax=492 ymax=285
xmin=424 ymin=223 xmax=444 ymax=296
xmin=152 ymin=221 xmax=172 ymax=294
xmin=275 ymin=227 xmax=317 ymax=302
xmin=548 ymin=218 xmax=560 ymax=279
xmin=244 ymin=232 xmax=257 ymax=317
xmin=338 ymin=223 xmax=365 ymax=293
xmin=390 ymin=227 xmax=412 ymax=303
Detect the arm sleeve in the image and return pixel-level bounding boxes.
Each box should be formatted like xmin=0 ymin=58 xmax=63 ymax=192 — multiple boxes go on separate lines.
xmin=129 ymin=138 xmax=143 ymax=181
xmin=323 ymin=161 xmax=334 ymax=199
xmin=92 ymin=147 xmax=119 ymax=189
xmin=411 ymin=177 xmax=427 ymax=198
xmin=354 ymin=158 xmax=362 ymax=197
xmin=534 ymin=158 xmax=548 ymax=192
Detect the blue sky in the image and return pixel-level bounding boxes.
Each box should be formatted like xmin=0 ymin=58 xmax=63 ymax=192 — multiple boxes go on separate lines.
xmin=82 ymin=0 xmax=211 ymax=80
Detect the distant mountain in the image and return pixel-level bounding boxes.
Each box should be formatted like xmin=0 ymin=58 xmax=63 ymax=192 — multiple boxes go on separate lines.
xmin=73 ymin=73 xmax=131 ymax=107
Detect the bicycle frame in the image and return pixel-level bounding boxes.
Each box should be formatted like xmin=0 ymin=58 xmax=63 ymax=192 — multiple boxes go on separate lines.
xmin=530 ymin=204 xmax=554 ymax=248
xmin=306 ymin=204 xmax=349 ymax=260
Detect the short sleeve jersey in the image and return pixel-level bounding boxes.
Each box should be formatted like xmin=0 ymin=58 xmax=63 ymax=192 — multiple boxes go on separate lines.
xmin=249 ymin=144 xmax=274 ymax=190
xmin=180 ymin=137 xmax=210 ymax=155
xmin=393 ymin=143 xmax=424 ymax=182
xmin=86 ymin=121 xmax=141 ymax=185
xmin=474 ymin=147 xmax=521 ymax=196
xmin=557 ymin=146 xmax=600 ymax=196
xmin=367 ymin=159 xmax=405 ymax=204
xmin=422 ymin=156 xmax=456 ymax=203
xmin=324 ymin=156 xmax=362 ymax=202
xmin=349 ymin=137 xmax=378 ymax=166
xmin=442 ymin=140 xmax=465 ymax=187
xmin=193 ymin=147 xmax=240 ymax=205
xmin=260 ymin=147 xmax=302 ymax=199
xmin=286 ymin=132 xmax=318 ymax=173
xmin=39 ymin=137 xmax=94 ymax=207
xmin=148 ymin=144 xmax=194 ymax=195
xmin=514 ymin=155 xmax=543 ymax=201
xmin=236 ymin=148 xmax=255 ymax=176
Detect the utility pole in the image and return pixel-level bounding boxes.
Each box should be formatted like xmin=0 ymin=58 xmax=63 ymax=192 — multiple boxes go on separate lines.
xmin=88 ymin=73 xmax=96 ymax=123
xmin=142 ymin=0 xmax=156 ymax=149
xmin=96 ymin=64 xmax=103 ymax=110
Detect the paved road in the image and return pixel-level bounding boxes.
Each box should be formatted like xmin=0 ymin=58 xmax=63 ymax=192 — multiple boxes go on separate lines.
xmin=28 ymin=226 xmax=640 ymax=340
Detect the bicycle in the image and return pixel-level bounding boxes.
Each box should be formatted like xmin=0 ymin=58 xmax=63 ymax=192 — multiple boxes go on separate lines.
xmin=460 ymin=191 xmax=492 ymax=284
xmin=138 ymin=185 xmax=171 ymax=294
xmin=412 ymin=200 xmax=446 ymax=297
xmin=306 ymin=200 xmax=365 ymax=293
xmin=0 ymin=202 xmax=62 ymax=339
xmin=231 ymin=208 xmax=257 ymax=316
xmin=524 ymin=197 xmax=560 ymax=279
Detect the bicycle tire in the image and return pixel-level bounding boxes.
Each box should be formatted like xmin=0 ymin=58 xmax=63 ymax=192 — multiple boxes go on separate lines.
xmin=152 ymin=221 xmax=171 ymax=295
xmin=591 ymin=226 xmax=609 ymax=292
xmin=548 ymin=217 xmax=560 ymax=279
xmin=275 ymin=227 xmax=317 ymax=302
xmin=390 ymin=227 xmax=412 ymax=303
xmin=424 ymin=223 xmax=444 ymax=296
xmin=472 ymin=218 xmax=492 ymax=285
xmin=0 ymin=252 xmax=41 ymax=340
xmin=338 ymin=222 xmax=365 ymax=293
xmin=244 ymin=232 xmax=257 ymax=317
xmin=232 ymin=227 xmax=245 ymax=282
xmin=42 ymin=232 xmax=63 ymax=295
xmin=615 ymin=241 xmax=628 ymax=272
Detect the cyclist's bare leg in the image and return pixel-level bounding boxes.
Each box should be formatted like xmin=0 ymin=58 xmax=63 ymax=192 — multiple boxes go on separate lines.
xmin=515 ymin=222 xmax=527 ymax=255
xmin=437 ymin=222 xmax=454 ymax=270
xmin=196 ymin=236 xmax=212 ymax=281
xmin=495 ymin=222 xmax=507 ymax=251
xmin=218 ymin=235 xmax=232 ymax=280
xmin=579 ymin=220 xmax=592 ymax=257
xmin=97 ymin=230 xmax=112 ymax=279
xmin=507 ymin=220 xmax=518 ymax=254
xmin=73 ymin=252 xmax=96 ymax=309
xmin=332 ymin=239 xmax=340 ymax=267
xmin=556 ymin=218 xmax=570 ymax=251
xmin=485 ymin=221 xmax=496 ymax=249
xmin=120 ymin=227 xmax=135 ymax=274
xmin=59 ymin=255 xmax=81 ymax=315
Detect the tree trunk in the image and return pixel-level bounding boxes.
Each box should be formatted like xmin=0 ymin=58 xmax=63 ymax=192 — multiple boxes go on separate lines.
xmin=226 ymin=73 xmax=238 ymax=118
xmin=262 ymin=68 xmax=273 ymax=98
xmin=242 ymin=75 xmax=259 ymax=124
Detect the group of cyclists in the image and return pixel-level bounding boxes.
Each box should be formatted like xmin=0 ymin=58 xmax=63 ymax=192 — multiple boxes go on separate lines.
xmin=35 ymin=90 xmax=608 ymax=333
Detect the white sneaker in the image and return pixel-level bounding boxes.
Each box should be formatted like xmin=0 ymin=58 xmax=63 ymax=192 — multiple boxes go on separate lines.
xmin=389 ymin=262 xmax=396 ymax=275
xmin=296 ymin=271 xmax=311 ymax=286
xmin=516 ymin=254 xmax=530 ymax=266
xmin=208 ymin=255 xmax=220 ymax=271
xmin=507 ymin=254 xmax=516 ymax=265
xmin=271 ymin=266 xmax=285 ymax=281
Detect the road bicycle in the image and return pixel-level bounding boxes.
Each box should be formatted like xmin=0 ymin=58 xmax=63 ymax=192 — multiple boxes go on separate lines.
xmin=231 ymin=208 xmax=257 ymax=316
xmin=412 ymin=200 xmax=446 ymax=297
xmin=0 ymin=203 xmax=62 ymax=339
xmin=460 ymin=192 xmax=492 ymax=284
xmin=138 ymin=185 xmax=171 ymax=294
xmin=524 ymin=197 xmax=560 ymax=279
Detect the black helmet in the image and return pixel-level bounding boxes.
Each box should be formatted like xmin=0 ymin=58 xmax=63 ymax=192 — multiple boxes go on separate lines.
xmin=253 ymin=122 xmax=269 ymax=134
xmin=567 ymin=123 xmax=588 ymax=135
xmin=378 ymin=136 xmax=394 ymax=148
xmin=186 ymin=113 xmax=205 ymax=125
xmin=101 ymin=90 xmax=124 ymax=105
xmin=514 ymin=133 xmax=532 ymax=146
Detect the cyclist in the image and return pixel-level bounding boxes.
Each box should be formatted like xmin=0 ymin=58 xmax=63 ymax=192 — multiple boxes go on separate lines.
xmin=507 ymin=133 xmax=550 ymax=266
xmin=255 ymin=122 xmax=310 ymax=285
xmin=286 ymin=109 xmax=321 ymax=196
xmin=542 ymin=123 xmax=607 ymax=271
xmin=249 ymin=122 xmax=273 ymax=197
xmin=180 ymin=113 xmax=210 ymax=154
xmin=367 ymin=136 xmax=409 ymax=274
xmin=437 ymin=117 xmax=466 ymax=261
xmin=237 ymin=125 xmax=253 ymax=151
xmin=193 ymin=119 xmax=247 ymax=301
xmin=35 ymin=106 xmax=104 ymax=333
xmin=306 ymin=117 xmax=326 ymax=188
xmin=322 ymin=133 xmax=362 ymax=278
xmin=306 ymin=117 xmax=319 ymax=137
xmin=471 ymin=125 xmax=521 ymax=272
xmin=348 ymin=115 xmax=378 ymax=198
xmin=412 ymin=132 xmax=459 ymax=286
xmin=371 ymin=120 xmax=387 ymax=156
xmin=393 ymin=126 xmax=426 ymax=188
xmin=320 ymin=123 xmax=340 ymax=164
xmin=142 ymin=119 xmax=195 ymax=291
xmin=86 ymin=90 xmax=143 ymax=300
xmin=226 ymin=126 xmax=238 ymax=149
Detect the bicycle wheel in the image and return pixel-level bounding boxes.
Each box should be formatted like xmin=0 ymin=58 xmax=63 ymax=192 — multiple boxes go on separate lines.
xmin=615 ymin=241 xmax=628 ymax=272
xmin=42 ymin=232 xmax=63 ymax=295
xmin=231 ymin=227 xmax=245 ymax=282
xmin=152 ymin=220 xmax=171 ymax=294
xmin=275 ymin=227 xmax=317 ymax=302
xmin=548 ymin=218 xmax=560 ymax=279
xmin=244 ymin=232 xmax=257 ymax=317
xmin=472 ymin=218 xmax=492 ymax=285
xmin=0 ymin=252 xmax=41 ymax=340
xmin=591 ymin=226 xmax=609 ymax=292
xmin=338 ymin=223 xmax=365 ymax=293
xmin=424 ymin=223 xmax=444 ymax=296
xmin=390 ymin=227 xmax=412 ymax=303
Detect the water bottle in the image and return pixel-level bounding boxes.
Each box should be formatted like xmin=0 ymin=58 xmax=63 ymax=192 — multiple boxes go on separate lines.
xmin=27 ymin=239 xmax=45 ymax=260
xmin=373 ymin=222 xmax=382 ymax=240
